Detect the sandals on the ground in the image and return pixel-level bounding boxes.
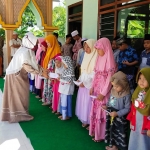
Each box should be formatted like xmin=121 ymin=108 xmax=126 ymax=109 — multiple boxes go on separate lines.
xmin=92 ymin=138 xmax=103 ymax=142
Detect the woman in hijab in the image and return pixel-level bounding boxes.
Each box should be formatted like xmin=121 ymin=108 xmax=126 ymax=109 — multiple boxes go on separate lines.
xmin=1 ymin=32 xmax=48 ymax=123
xmin=89 ymin=38 xmax=116 ymax=142
xmin=75 ymin=39 xmax=98 ymax=128
xmin=42 ymin=34 xmax=61 ymax=106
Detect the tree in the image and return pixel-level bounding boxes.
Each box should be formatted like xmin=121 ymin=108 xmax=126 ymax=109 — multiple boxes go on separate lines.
xmin=22 ymin=6 xmax=37 ymax=27
xmin=53 ymin=2 xmax=66 ymax=38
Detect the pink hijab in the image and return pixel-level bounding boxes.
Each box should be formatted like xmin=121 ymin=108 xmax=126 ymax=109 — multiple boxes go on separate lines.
xmin=35 ymin=38 xmax=44 ymax=61
xmin=94 ymin=37 xmax=116 ymax=72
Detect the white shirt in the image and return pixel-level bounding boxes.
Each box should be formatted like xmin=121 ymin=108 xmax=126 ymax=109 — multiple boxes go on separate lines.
xmin=9 ymin=38 xmax=22 ymax=56
xmin=58 ymin=79 xmax=74 ymax=95
xmin=78 ymin=71 xmax=95 ymax=89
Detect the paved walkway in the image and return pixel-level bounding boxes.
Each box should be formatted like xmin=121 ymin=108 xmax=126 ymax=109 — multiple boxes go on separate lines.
xmin=0 ymin=90 xmax=34 ymax=150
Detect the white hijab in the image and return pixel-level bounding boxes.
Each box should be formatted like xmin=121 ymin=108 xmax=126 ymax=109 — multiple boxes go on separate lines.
xmin=6 ymin=32 xmax=39 ymax=75
xmin=81 ymin=39 xmax=98 ymax=74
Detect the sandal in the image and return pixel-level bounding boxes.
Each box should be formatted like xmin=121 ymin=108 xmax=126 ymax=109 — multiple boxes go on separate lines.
xmin=52 ymin=111 xmax=56 ymax=113
xmin=82 ymin=124 xmax=88 ymax=128
xmin=55 ymin=112 xmax=61 ymax=115
xmin=42 ymin=102 xmax=50 ymax=106
xmin=35 ymin=96 xmax=40 ymax=98
xmin=61 ymin=117 xmax=70 ymax=121
xmin=86 ymin=126 xmax=89 ymax=130
xmin=106 ymin=145 xmax=118 ymax=150
xmin=58 ymin=116 xmax=62 ymax=119
xmin=92 ymin=138 xmax=103 ymax=142
xmin=106 ymin=146 xmax=111 ymax=150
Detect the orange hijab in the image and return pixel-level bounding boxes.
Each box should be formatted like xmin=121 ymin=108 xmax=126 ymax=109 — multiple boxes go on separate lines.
xmin=43 ymin=35 xmax=61 ymax=69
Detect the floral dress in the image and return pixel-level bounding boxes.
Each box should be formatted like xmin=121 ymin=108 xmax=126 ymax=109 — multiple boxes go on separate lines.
xmin=42 ymin=59 xmax=55 ymax=104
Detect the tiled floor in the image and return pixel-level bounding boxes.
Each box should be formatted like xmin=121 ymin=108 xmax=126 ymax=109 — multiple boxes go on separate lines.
xmin=0 ymin=90 xmax=34 ymax=150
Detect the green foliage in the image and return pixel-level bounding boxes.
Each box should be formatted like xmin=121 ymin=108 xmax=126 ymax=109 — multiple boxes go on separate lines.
xmin=53 ymin=3 xmax=66 ymax=38
xmin=30 ymin=28 xmax=45 ymax=37
xmin=0 ymin=28 xmax=5 ymax=37
xmin=15 ymin=6 xmax=44 ymax=39
xmin=15 ymin=26 xmax=28 ymax=39
xmin=127 ymin=20 xmax=145 ymax=38
xmin=21 ymin=6 xmax=37 ymax=27
xmin=1 ymin=3 xmax=66 ymax=39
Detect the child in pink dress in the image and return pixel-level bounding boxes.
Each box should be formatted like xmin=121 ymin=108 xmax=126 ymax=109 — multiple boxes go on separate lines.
xmin=52 ymin=56 xmax=64 ymax=113
xmin=89 ymin=38 xmax=116 ymax=142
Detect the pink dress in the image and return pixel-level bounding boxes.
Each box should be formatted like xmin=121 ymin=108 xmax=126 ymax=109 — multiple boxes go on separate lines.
xmin=52 ymin=80 xmax=60 ymax=112
xmin=89 ymin=71 xmax=114 ymax=140
xmin=89 ymin=38 xmax=116 ymax=141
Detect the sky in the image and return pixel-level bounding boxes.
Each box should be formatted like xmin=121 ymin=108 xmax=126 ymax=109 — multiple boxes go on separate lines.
xmin=53 ymin=0 xmax=64 ymax=8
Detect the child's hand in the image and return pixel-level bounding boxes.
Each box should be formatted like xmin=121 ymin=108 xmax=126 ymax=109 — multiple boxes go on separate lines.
xmin=89 ymin=88 xmax=93 ymax=95
xmin=79 ymin=83 xmax=84 ymax=87
xmin=102 ymin=105 xmax=107 ymax=110
xmin=97 ymin=94 xmax=104 ymax=101
xmin=43 ymin=68 xmax=49 ymax=73
xmin=122 ymin=60 xmax=130 ymax=65
xmin=42 ymin=72 xmax=49 ymax=79
xmin=147 ymin=130 xmax=150 ymax=137
xmin=110 ymin=111 xmax=118 ymax=117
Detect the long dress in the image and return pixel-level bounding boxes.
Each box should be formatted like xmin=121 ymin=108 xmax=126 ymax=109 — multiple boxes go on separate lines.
xmin=1 ymin=64 xmax=42 ymax=123
xmin=128 ymin=111 xmax=150 ymax=150
xmin=52 ymin=80 xmax=60 ymax=112
xmin=89 ymin=71 xmax=113 ymax=140
xmin=75 ymin=72 xmax=94 ymax=124
xmin=42 ymin=59 xmax=55 ymax=104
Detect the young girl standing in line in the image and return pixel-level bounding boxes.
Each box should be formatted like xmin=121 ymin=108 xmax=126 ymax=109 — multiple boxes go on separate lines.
xmin=58 ymin=56 xmax=75 ymax=120
xmin=75 ymin=39 xmax=97 ymax=128
xmin=127 ymin=67 xmax=150 ymax=150
xmin=104 ymin=71 xmax=131 ymax=150
xmin=52 ymin=56 xmax=64 ymax=113
xmin=89 ymin=38 xmax=116 ymax=142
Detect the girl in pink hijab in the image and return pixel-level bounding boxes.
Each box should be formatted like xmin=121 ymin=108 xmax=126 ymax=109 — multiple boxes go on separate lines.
xmin=89 ymin=38 xmax=116 ymax=142
xmin=35 ymin=38 xmax=44 ymax=98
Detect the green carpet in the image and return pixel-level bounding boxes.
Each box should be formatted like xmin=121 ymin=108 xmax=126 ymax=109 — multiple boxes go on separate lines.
xmin=0 ymin=78 xmax=106 ymax=150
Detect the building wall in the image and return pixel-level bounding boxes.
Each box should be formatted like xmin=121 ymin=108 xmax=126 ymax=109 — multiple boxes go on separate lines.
xmin=66 ymin=0 xmax=99 ymax=40
xmin=82 ymin=0 xmax=99 ymax=40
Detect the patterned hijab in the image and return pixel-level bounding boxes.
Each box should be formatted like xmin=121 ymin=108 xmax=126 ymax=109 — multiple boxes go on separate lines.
xmin=61 ymin=56 xmax=75 ymax=83
xmin=43 ymin=35 xmax=61 ymax=69
xmin=81 ymin=39 xmax=98 ymax=74
xmin=110 ymin=71 xmax=130 ymax=98
xmin=132 ymin=67 xmax=150 ymax=116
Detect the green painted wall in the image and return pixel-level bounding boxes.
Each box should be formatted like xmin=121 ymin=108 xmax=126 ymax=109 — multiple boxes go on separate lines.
xmin=66 ymin=0 xmax=99 ymax=40
xmin=82 ymin=0 xmax=99 ymax=40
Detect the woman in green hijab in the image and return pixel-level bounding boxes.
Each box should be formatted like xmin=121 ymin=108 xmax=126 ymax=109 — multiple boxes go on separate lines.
xmin=127 ymin=67 xmax=150 ymax=150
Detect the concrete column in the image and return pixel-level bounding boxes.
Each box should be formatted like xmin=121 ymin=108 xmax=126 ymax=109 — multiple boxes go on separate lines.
xmin=5 ymin=30 xmax=14 ymax=65
xmin=46 ymin=0 xmax=53 ymax=26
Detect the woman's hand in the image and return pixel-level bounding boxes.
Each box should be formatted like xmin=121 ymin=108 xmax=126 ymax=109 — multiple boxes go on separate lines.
xmin=89 ymin=88 xmax=93 ymax=95
xmin=97 ymin=94 xmax=104 ymax=101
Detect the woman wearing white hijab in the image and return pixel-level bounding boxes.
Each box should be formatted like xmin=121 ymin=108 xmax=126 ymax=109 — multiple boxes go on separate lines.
xmin=1 ymin=32 xmax=48 ymax=123
xmin=75 ymin=39 xmax=98 ymax=127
